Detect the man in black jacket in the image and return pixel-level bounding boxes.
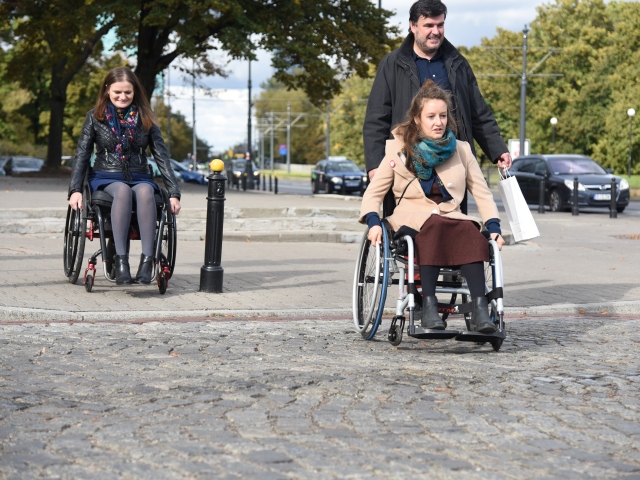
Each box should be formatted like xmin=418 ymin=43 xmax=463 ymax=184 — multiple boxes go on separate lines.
xmin=363 ymin=0 xmax=512 ymax=180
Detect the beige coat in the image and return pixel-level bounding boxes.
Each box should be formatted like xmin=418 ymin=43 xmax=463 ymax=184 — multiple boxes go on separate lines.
xmin=359 ymin=134 xmax=499 ymax=233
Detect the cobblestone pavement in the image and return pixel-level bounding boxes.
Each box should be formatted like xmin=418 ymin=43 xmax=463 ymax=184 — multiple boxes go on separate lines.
xmin=1 ymin=316 xmax=639 ymax=479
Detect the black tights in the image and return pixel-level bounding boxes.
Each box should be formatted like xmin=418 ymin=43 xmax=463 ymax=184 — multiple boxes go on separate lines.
xmin=103 ymin=182 xmax=156 ymax=257
xmin=420 ymin=262 xmax=486 ymax=299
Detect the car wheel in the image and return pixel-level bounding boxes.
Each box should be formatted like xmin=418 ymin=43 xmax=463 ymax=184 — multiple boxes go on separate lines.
xmin=617 ymin=206 xmax=625 ymax=213
xmin=549 ymin=190 xmax=563 ymax=212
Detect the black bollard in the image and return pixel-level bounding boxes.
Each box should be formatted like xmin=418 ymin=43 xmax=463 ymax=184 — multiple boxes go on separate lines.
xmin=341 ymin=179 xmax=346 ymax=195
xmin=262 ymin=175 xmax=265 ymax=191
xmin=538 ymin=176 xmax=546 ymax=214
xmin=200 ymin=160 xmax=225 ymax=293
xmin=269 ymin=175 xmax=272 ymax=192
xmin=572 ymin=177 xmax=579 ymax=216
xmin=610 ymin=178 xmax=617 ymax=219
xmin=242 ymin=173 xmax=247 ymax=191
xmin=274 ymin=176 xmax=278 ymax=195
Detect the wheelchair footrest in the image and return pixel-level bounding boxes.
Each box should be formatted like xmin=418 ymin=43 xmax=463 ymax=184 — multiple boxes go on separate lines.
xmin=454 ymin=329 xmax=506 ymax=343
xmin=408 ymin=325 xmax=460 ymax=340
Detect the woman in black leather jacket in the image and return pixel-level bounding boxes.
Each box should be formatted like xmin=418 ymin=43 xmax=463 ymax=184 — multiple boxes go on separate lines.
xmin=68 ymin=66 xmax=181 ymax=285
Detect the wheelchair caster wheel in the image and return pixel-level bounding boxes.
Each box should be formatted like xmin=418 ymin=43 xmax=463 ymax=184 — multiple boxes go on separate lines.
xmin=85 ymin=273 xmax=94 ymax=292
xmin=158 ymin=273 xmax=167 ymax=295
xmin=491 ymin=338 xmax=503 ymax=352
xmin=388 ymin=324 xmax=403 ymax=346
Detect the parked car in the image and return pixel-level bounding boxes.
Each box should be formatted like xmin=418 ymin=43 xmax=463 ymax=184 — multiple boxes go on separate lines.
xmin=2 ymin=156 xmax=45 ymax=175
xmin=147 ymin=158 xmax=183 ymax=183
xmin=61 ymin=155 xmax=75 ymax=172
xmin=509 ymin=154 xmax=630 ymax=213
xmin=311 ymin=156 xmax=368 ymax=194
xmin=170 ymin=159 xmax=206 ymax=184
xmin=228 ymin=159 xmax=260 ymax=187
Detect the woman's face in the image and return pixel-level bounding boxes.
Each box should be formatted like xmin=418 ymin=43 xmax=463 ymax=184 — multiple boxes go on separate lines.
xmin=415 ymin=99 xmax=448 ymax=140
xmin=108 ymin=81 xmax=134 ymax=109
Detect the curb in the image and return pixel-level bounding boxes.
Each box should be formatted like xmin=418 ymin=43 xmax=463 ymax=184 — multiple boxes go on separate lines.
xmin=2 ymin=300 xmax=640 ymax=323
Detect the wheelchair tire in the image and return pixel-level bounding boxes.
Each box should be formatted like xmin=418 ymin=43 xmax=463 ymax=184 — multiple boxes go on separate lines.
xmin=85 ymin=272 xmax=94 ymax=292
xmin=352 ymin=225 xmax=389 ymax=340
xmin=491 ymin=338 xmax=503 ymax=352
xmin=63 ymin=204 xmax=87 ymax=284
xmin=158 ymin=202 xmax=177 ymax=277
xmin=158 ymin=273 xmax=167 ymax=295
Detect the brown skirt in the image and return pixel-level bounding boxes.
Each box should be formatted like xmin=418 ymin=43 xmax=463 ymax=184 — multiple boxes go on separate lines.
xmin=415 ymin=215 xmax=489 ymax=266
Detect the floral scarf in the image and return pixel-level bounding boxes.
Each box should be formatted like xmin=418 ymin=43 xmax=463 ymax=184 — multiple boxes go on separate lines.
xmin=410 ymin=128 xmax=457 ymax=180
xmin=105 ymin=102 xmax=139 ymax=180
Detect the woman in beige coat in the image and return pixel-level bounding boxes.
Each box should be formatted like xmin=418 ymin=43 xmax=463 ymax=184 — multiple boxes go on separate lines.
xmin=360 ymin=80 xmax=504 ymax=333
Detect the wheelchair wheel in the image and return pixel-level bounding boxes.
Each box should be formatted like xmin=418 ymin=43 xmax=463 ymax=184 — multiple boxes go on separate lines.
xmin=158 ymin=207 xmax=177 ymax=277
xmin=352 ymin=225 xmax=389 ymax=340
xmin=85 ymin=272 xmax=94 ymax=292
xmin=63 ymin=204 xmax=87 ymax=284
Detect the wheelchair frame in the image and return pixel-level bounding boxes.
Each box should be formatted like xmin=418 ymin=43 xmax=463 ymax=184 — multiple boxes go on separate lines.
xmin=353 ymin=222 xmax=506 ymax=351
xmin=63 ymin=179 xmax=177 ymax=294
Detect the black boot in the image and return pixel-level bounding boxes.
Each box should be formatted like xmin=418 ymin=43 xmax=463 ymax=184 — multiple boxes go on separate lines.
xmin=115 ymin=255 xmax=132 ymax=285
xmin=472 ymin=297 xmax=497 ymax=333
xmin=135 ymin=254 xmax=154 ymax=284
xmin=421 ymin=295 xmax=445 ymax=330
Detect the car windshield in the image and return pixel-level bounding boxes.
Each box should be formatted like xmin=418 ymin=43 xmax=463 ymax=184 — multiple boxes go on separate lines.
xmin=548 ymin=157 xmax=606 ymax=175
xmin=233 ymin=160 xmax=258 ymax=170
xmin=14 ymin=157 xmax=43 ymax=168
xmin=326 ymin=161 xmax=360 ymax=172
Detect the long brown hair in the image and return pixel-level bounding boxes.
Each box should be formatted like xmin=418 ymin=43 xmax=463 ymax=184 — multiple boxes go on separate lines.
xmin=93 ymin=66 xmax=157 ymax=130
xmin=395 ymin=79 xmax=457 ymax=173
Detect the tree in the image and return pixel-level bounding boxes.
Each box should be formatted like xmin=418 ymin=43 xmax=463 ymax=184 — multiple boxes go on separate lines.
xmin=113 ymin=0 xmax=397 ymax=104
xmin=0 ymin=0 xmax=118 ymax=168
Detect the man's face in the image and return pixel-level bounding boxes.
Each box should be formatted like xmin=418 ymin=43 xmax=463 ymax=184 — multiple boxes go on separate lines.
xmin=411 ymin=14 xmax=445 ymax=57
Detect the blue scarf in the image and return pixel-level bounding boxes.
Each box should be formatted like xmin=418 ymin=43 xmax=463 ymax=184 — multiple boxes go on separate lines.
xmin=410 ymin=129 xmax=457 ymax=180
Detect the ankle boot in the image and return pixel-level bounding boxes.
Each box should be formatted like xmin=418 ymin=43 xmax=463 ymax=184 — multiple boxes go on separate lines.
xmin=115 ymin=255 xmax=132 ymax=285
xmin=472 ymin=296 xmax=496 ymax=333
xmin=421 ymin=295 xmax=445 ymax=330
xmin=135 ymin=254 xmax=154 ymax=284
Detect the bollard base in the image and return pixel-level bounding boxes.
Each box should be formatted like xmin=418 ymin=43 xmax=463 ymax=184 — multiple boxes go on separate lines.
xmin=200 ymin=266 xmax=224 ymax=293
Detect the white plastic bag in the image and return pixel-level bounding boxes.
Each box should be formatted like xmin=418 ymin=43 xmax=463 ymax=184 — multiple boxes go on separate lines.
xmin=497 ymin=169 xmax=540 ymax=242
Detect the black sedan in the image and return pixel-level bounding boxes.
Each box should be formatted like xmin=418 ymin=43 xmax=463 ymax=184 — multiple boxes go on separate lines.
xmin=311 ymin=157 xmax=368 ymax=194
xmin=227 ymin=159 xmax=260 ymax=188
xmin=509 ymin=154 xmax=631 ymax=213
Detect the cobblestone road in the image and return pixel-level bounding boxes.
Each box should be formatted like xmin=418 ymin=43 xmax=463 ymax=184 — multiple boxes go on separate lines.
xmin=1 ymin=316 xmax=639 ymax=479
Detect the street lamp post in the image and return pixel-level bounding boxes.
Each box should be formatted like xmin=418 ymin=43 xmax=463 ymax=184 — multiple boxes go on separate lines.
xmin=550 ymin=117 xmax=557 ymax=153
xmin=628 ymin=108 xmax=636 ymax=178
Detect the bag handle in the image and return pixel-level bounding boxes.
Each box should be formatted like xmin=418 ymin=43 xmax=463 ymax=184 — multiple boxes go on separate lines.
xmin=499 ymin=167 xmax=512 ymax=180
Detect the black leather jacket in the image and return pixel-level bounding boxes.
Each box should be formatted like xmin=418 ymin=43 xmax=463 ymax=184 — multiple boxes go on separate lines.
xmin=68 ymin=109 xmax=181 ymax=199
xmin=363 ymin=34 xmax=508 ymax=173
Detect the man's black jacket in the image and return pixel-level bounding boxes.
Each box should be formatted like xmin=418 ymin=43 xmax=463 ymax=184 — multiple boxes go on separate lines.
xmin=363 ymin=33 xmax=507 ymax=173
xmin=68 ymin=109 xmax=181 ymax=199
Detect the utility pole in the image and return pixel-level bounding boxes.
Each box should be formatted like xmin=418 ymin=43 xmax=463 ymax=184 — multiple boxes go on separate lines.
xmin=325 ymin=101 xmax=330 ymax=160
xmin=519 ymin=25 xmax=529 ymax=157
xmin=192 ymin=60 xmax=196 ymax=166
xmin=286 ymin=102 xmax=291 ymax=174
xmin=246 ymin=59 xmax=255 ymax=189
xmin=166 ymin=68 xmax=171 ymax=157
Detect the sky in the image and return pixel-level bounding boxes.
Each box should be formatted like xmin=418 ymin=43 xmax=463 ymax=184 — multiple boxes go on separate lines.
xmin=164 ymin=0 xmax=547 ymax=157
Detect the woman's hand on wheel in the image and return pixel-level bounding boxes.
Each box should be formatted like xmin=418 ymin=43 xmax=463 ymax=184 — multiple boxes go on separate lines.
xmin=69 ymin=192 xmax=83 ymax=211
xmin=490 ymin=233 xmax=505 ymax=250
xmin=368 ymin=225 xmax=382 ymax=246
xmin=170 ymin=197 xmax=181 ymax=215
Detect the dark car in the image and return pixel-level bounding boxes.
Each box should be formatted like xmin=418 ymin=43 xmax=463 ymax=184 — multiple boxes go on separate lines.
xmin=510 ymin=154 xmax=631 ymax=213
xmin=147 ymin=157 xmax=183 ymax=183
xmin=311 ymin=157 xmax=368 ymax=194
xmin=228 ymin=159 xmax=260 ymax=187
xmin=170 ymin=159 xmax=206 ymax=184
xmin=2 ymin=156 xmax=45 ymax=175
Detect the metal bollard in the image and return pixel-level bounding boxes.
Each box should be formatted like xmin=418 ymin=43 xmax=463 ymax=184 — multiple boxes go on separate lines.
xmin=341 ymin=179 xmax=346 ymax=195
xmin=242 ymin=173 xmax=247 ymax=191
xmin=262 ymin=175 xmax=265 ymax=191
xmin=274 ymin=176 xmax=278 ymax=195
xmin=269 ymin=175 xmax=272 ymax=192
xmin=200 ymin=160 xmax=225 ymax=293
xmin=538 ymin=176 xmax=546 ymax=214
xmin=610 ymin=178 xmax=617 ymax=218
xmin=572 ymin=177 xmax=579 ymax=216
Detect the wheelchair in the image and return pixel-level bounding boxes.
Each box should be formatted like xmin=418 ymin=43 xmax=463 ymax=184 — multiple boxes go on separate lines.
xmin=352 ymin=221 xmax=506 ymax=351
xmin=63 ymin=177 xmax=177 ymax=294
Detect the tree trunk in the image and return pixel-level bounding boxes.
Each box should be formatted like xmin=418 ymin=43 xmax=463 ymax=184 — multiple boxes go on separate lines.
xmin=136 ymin=55 xmax=159 ymax=104
xmin=47 ymin=64 xmax=68 ymax=169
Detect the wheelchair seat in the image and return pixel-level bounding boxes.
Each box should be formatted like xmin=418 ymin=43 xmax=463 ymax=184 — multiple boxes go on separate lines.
xmin=90 ymin=189 xmax=164 ymax=210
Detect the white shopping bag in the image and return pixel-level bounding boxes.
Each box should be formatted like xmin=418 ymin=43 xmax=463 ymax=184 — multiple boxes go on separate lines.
xmin=497 ymin=170 xmax=540 ymax=242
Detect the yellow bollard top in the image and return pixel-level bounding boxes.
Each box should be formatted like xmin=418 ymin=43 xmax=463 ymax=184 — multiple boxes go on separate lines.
xmin=210 ymin=159 xmax=224 ymax=172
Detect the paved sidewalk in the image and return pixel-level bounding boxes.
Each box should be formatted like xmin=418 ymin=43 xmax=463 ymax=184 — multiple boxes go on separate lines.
xmin=1 ymin=176 xmax=640 ymax=321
